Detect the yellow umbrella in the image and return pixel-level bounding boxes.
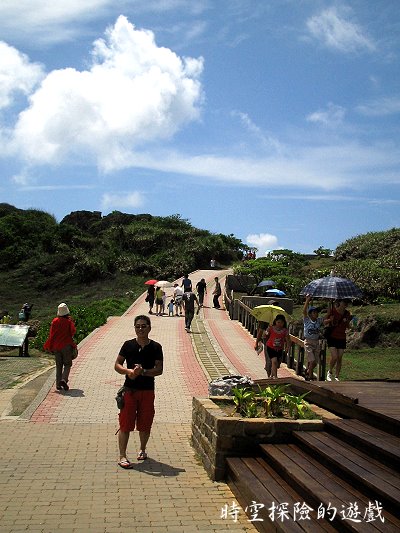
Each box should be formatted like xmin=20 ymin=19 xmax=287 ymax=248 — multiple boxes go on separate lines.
xmin=250 ymin=305 xmax=291 ymax=324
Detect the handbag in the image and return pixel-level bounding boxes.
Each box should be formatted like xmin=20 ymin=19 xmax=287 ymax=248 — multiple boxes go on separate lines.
xmin=72 ymin=347 xmax=78 ymax=359
xmin=323 ymin=309 xmax=347 ymax=339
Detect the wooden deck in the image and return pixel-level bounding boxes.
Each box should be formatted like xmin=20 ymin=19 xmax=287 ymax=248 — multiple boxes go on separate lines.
xmin=256 ymin=378 xmax=400 ymax=436
xmin=316 ymin=381 xmax=400 ymax=422
xmin=226 ymin=379 xmax=400 ymax=532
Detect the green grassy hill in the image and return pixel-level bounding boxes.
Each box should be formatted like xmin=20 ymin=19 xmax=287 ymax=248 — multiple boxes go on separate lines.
xmin=0 ymin=203 xmax=245 ymax=321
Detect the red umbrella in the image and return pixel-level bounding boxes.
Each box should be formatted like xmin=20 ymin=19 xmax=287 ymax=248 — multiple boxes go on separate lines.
xmin=145 ymin=279 xmax=158 ymax=285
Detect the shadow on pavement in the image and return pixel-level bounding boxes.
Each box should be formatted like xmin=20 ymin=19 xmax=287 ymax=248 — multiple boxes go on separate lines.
xmin=131 ymin=458 xmax=186 ymax=477
xmin=61 ymin=388 xmax=85 ymax=397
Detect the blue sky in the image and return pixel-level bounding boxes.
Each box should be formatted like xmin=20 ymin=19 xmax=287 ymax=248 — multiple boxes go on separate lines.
xmin=0 ymin=0 xmax=399 ymax=255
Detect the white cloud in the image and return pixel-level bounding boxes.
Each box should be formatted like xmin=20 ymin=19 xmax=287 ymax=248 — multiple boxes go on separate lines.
xmin=232 ymin=110 xmax=282 ymax=152
xmin=101 ymin=191 xmax=145 ymax=209
xmin=0 ymin=0 xmax=113 ymax=44
xmin=246 ymin=233 xmax=279 ymax=255
xmin=306 ymin=103 xmax=346 ymax=127
xmin=0 ymin=1 xmax=208 ymax=45
xmin=121 ymin=138 xmax=400 ymax=189
xmin=307 ymin=7 xmax=375 ymax=53
xmin=356 ymin=96 xmax=400 ymax=117
xmin=0 ymin=42 xmax=44 ymax=109
xmin=9 ymin=16 xmax=204 ymax=170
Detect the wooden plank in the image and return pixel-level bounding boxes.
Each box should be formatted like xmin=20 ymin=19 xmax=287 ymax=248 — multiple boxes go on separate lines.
xmin=260 ymin=443 xmax=399 ymax=532
xmin=338 ymin=418 xmax=400 ymax=441
xmin=292 ymin=431 xmax=400 ymax=516
xmin=262 ymin=444 xmax=400 ymax=533
xmin=243 ymin=457 xmax=336 ymax=533
xmin=290 ymin=444 xmax=400 ymax=533
xmin=227 ymin=457 xmax=303 ymax=533
xmin=324 ymin=419 xmax=400 ymax=469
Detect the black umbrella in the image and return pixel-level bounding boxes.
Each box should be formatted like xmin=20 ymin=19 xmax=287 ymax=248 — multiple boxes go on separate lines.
xmin=257 ymin=280 xmax=275 ymax=287
xmin=300 ymin=276 xmax=363 ymax=300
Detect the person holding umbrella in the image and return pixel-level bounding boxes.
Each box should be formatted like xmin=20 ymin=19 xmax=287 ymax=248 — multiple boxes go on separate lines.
xmin=146 ymin=284 xmax=155 ymax=314
xmin=325 ymin=299 xmax=352 ymax=381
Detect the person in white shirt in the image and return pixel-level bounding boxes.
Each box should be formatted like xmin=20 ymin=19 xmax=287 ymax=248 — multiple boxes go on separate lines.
xmin=173 ymin=283 xmax=184 ymax=316
xmin=302 ymin=295 xmax=324 ymax=381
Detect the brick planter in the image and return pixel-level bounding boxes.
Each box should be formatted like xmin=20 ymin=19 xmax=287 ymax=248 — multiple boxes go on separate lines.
xmin=191 ymin=396 xmax=324 ymax=481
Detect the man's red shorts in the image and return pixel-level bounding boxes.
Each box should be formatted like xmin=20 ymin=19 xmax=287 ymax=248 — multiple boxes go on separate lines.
xmin=119 ymin=390 xmax=155 ymax=432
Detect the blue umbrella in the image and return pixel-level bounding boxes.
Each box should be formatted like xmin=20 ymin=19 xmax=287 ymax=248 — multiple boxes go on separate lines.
xmin=265 ymin=289 xmax=286 ymax=296
xmin=257 ymin=280 xmax=276 ymax=287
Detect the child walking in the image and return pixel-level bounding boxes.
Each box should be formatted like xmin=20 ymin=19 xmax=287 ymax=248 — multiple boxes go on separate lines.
xmin=265 ymin=315 xmax=290 ymax=378
xmin=168 ymin=299 xmax=175 ymax=317
xmin=302 ymin=295 xmax=324 ymax=380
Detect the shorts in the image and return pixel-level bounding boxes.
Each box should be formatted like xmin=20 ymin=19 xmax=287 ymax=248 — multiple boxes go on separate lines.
xmin=327 ymin=337 xmax=347 ymax=350
xmin=155 ymin=298 xmax=163 ymax=305
xmin=266 ymin=346 xmax=283 ymax=363
xmin=304 ymin=338 xmax=320 ymax=363
xmin=119 ymin=390 xmax=155 ymax=433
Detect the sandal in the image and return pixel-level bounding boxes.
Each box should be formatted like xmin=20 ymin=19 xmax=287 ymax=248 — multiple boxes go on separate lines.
xmin=118 ymin=459 xmax=133 ymax=469
xmin=137 ymin=451 xmax=148 ymax=461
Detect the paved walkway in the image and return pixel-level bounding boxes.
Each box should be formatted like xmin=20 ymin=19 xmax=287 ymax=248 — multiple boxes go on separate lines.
xmin=0 ymin=270 xmax=294 ymax=533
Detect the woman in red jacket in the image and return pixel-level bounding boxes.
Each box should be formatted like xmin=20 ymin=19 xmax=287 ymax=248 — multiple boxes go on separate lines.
xmin=44 ymin=303 xmax=76 ymax=391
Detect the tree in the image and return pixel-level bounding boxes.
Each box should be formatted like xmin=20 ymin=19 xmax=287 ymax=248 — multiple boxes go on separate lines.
xmin=314 ymin=246 xmax=332 ymax=257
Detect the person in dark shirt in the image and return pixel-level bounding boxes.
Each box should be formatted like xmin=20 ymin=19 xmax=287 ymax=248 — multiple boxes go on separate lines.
xmin=181 ymin=274 xmax=192 ymax=292
xmin=182 ymin=291 xmax=199 ymax=332
xmin=114 ymin=315 xmax=163 ymax=468
xmin=196 ymin=278 xmax=207 ymax=307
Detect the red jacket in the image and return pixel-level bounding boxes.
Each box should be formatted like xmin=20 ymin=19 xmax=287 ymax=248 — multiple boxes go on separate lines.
xmin=43 ymin=316 xmax=76 ymax=352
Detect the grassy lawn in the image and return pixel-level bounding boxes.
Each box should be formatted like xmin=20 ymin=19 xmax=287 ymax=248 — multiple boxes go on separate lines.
xmin=339 ymin=347 xmax=400 ymax=381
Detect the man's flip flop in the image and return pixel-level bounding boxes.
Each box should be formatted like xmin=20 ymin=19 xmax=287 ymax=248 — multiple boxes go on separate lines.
xmin=137 ymin=451 xmax=148 ymax=460
xmin=118 ymin=459 xmax=133 ymax=469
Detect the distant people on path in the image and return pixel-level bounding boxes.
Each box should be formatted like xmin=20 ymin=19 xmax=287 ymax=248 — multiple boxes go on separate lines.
xmin=265 ymin=315 xmax=291 ymax=379
xmin=212 ymin=277 xmax=222 ymax=309
xmin=302 ymin=295 xmax=324 ymax=381
xmin=43 ymin=303 xmax=77 ymax=391
xmin=146 ymin=284 xmax=155 ymax=314
xmin=196 ymin=278 xmax=207 ymax=307
xmin=114 ymin=315 xmax=163 ymax=469
xmin=155 ymin=286 xmax=164 ymax=316
xmin=210 ymin=258 xmax=216 ymax=269
xmin=325 ymin=299 xmax=352 ymax=382
xmin=181 ymin=274 xmax=192 ymax=293
xmin=182 ymin=291 xmax=199 ymax=332
xmin=173 ymin=284 xmax=184 ymax=316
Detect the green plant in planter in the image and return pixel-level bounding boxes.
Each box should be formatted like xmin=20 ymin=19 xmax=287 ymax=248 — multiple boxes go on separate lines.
xmin=285 ymin=392 xmax=311 ymax=419
xmin=257 ymin=384 xmax=289 ymax=418
xmin=243 ymin=401 xmax=260 ymax=418
xmin=231 ymin=386 xmax=256 ymax=416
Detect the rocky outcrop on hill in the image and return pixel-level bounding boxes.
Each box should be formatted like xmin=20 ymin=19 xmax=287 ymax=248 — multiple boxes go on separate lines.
xmin=348 ymin=316 xmax=400 ymax=348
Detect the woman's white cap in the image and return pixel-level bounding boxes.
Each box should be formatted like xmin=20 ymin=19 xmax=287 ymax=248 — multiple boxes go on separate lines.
xmin=57 ymin=303 xmax=70 ymax=316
